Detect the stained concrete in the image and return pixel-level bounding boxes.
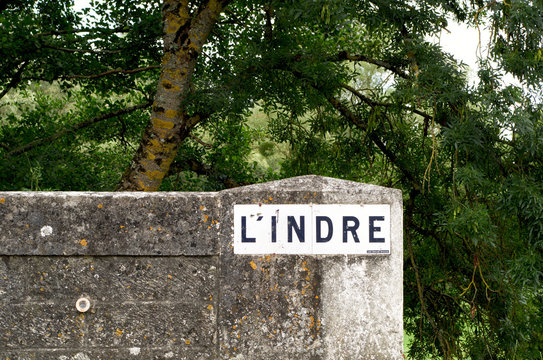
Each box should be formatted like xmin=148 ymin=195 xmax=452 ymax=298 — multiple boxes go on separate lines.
xmin=0 ymin=175 xmax=402 ymax=359
xmin=0 ymin=192 xmax=218 ymax=256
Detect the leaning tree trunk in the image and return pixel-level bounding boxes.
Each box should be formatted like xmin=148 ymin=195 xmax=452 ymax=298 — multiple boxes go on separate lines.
xmin=117 ymin=0 xmax=228 ymax=191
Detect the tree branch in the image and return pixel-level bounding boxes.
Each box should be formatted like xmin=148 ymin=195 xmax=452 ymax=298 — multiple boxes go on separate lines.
xmin=67 ymin=65 xmax=160 ymax=79
xmin=189 ymin=133 xmax=213 ymax=148
xmin=404 ymin=187 xmax=452 ymax=356
xmin=407 ymin=229 xmax=450 ymax=357
xmin=0 ymin=60 xmax=28 ymax=100
xmin=42 ymin=44 xmax=122 ymax=54
xmin=275 ymin=62 xmax=422 ymax=191
xmin=327 ymin=94 xmax=421 ymax=192
xmin=340 ymin=83 xmax=432 ymax=120
xmin=5 ymin=100 xmax=152 ymax=157
xmin=36 ymin=27 xmax=130 ymax=37
xmin=328 ymin=51 xmax=410 ymax=79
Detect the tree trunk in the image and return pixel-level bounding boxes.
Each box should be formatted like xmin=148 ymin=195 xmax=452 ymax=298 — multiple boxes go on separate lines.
xmin=117 ymin=0 xmax=228 ymax=191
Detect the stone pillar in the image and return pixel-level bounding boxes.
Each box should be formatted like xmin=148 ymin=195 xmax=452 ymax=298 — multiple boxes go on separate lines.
xmin=218 ymin=175 xmax=403 ymax=359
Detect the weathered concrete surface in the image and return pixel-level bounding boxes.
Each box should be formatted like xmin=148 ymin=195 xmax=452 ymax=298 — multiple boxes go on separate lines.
xmin=0 ymin=192 xmax=218 ymax=256
xmin=0 ymin=256 xmax=218 ymax=359
xmin=319 ymin=177 xmax=403 ymax=359
xmin=0 ymin=176 xmax=403 ymax=359
xmin=219 ymin=176 xmax=403 ymax=359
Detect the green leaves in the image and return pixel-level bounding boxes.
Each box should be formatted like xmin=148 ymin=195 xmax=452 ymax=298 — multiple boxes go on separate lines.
xmin=1 ymin=0 xmax=543 ymax=358
xmin=0 ymin=83 xmax=149 ymax=190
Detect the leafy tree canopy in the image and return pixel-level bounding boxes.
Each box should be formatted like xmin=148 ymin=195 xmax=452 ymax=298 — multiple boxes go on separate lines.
xmin=1 ymin=0 xmax=542 ymax=358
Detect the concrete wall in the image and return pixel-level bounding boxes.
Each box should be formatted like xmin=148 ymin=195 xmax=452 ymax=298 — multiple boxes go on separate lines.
xmin=0 ymin=176 xmax=403 ymax=359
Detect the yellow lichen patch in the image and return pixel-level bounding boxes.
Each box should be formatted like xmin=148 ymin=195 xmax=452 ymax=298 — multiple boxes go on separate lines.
xmin=141 ymin=158 xmax=156 ymax=168
xmin=178 ymin=3 xmax=190 ymax=18
xmin=165 ymin=22 xmax=180 ymax=35
xmin=167 ymin=274 xmax=173 ymax=280
xmin=207 ymin=304 xmax=213 ymax=310
xmin=148 ymin=137 xmax=173 ymax=154
xmin=250 ymin=261 xmax=258 ymax=270
xmin=164 ymin=68 xmax=182 ymax=80
xmin=161 ymin=78 xmax=180 ymax=92
xmin=115 ymin=328 xmax=123 ymax=336
xmin=151 ymin=117 xmax=175 ymax=130
xmin=97 ymin=204 xmax=102 ymax=209
xmin=154 ymin=129 xmax=169 ymax=139
xmin=80 ymin=239 xmax=87 ymax=247
xmin=162 ymin=53 xmax=173 ymax=65
xmin=165 ymin=14 xmax=185 ymax=34
xmin=164 ymin=109 xmax=178 ymax=119
xmin=0 ymin=198 xmax=5 ymax=204
xmin=144 ymin=170 xmax=166 ymax=181
xmin=136 ymin=179 xmax=146 ymax=191
xmin=159 ymin=156 xmax=174 ymax=171
xmin=207 ymin=0 xmax=221 ymax=12
xmin=57 ymin=333 xmax=62 ymax=338
xmin=145 ymin=150 xmax=156 ymax=160
xmin=185 ymin=339 xmax=191 ymax=345
xmin=203 ymin=214 xmax=209 ymax=222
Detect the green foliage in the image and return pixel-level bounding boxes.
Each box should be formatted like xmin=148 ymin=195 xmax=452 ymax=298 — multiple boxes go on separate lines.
xmin=0 ymin=83 xmax=148 ymax=190
xmin=1 ymin=0 xmax=543 ymax=358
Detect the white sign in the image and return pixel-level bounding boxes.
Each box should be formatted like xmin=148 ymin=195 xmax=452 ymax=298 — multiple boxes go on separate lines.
xmin=233 ymin=204 xmax=390 ymax=255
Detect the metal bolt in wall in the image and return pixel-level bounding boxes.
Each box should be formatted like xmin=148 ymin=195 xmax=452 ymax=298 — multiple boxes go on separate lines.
xmin=76 ymin=297 xmax=91 ymax=313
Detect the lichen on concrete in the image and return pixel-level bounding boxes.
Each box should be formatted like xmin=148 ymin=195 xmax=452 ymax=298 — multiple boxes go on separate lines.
xmin=0 ymin=176 xmax=403 ymax=359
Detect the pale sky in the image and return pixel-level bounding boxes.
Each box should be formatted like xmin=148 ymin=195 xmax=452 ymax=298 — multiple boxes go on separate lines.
xmin=432 ymin=19 xmax=494 ymax=84
xmin=437 ymin=23 xmax=487 ymax=69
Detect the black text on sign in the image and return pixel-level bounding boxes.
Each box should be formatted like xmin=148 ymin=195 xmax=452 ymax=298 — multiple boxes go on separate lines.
xmin=233 ymin=204 xmax=391 ymax=255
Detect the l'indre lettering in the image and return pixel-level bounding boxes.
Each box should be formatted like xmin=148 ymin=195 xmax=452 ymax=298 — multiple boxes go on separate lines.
xmin=234 ymin=204 xmax=391 ymax=255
